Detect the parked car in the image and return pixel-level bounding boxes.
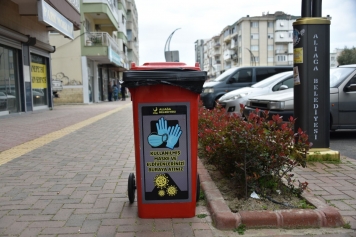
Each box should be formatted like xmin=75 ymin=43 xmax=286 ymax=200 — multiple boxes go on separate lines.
xmin=52 ymin=79 xmax=63 ymax=98
xmin=200 ymin=66 xmax=292 ymax=109
xmin=0 ymin=92 xmax=16 ymax=112
xmin=218 ymin=71 xmax=293 ymax=115
xmin=243 ymin=65 xmax=356 ymax=130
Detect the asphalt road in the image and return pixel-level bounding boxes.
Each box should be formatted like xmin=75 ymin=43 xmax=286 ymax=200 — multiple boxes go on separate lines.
xmin=330 ymin=129 xmax=356 ymax=159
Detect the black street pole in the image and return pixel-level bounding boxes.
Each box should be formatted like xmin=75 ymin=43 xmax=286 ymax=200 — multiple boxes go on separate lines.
xmin=293 ymin=0 xmax=330 ymax=148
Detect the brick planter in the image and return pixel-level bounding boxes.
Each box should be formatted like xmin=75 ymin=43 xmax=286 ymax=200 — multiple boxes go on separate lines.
xmin=197 ymin=159 xmax=345 ymax=230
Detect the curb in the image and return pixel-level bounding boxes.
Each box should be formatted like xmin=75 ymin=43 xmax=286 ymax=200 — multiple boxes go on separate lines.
xmin=197 ymin=159 xmax=345 ymax=230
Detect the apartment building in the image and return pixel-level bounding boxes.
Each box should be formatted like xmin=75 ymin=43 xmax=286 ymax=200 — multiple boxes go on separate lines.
xmin=0 ymin=0 xmax=80 ymax=116
xmin=49 ymin=0 xmax=139 ymax=104
xmin=196 ymin=11 xmax=298 ymax=79
xmin=330 ymin=48 xmax=344 ymax=68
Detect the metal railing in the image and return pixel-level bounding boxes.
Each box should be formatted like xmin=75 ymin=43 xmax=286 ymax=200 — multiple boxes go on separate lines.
xmin=85 ymin=32 xmax=121 ymax=56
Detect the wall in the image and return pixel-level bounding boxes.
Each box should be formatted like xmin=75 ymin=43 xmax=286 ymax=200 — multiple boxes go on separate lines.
xmin=0 ymin=0 xmax=49 ymax=43
xmin=53 ymin=87 xmax=83 ymax=104
xmin=49 ymin=31 xmax=83 ymax=104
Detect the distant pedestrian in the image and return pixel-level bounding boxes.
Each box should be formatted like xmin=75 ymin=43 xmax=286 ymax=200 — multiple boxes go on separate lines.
xmin=121 ymin=84 xmax=126 ymax=101
xmin=112 ymin=84 xmax=119 ymax=101
xmin=108 ymin=84 xmax=113 ymax=101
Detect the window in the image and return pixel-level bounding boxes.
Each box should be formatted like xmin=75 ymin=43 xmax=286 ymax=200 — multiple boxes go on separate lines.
xmin=122 ymin=15 xmax=125 ymax=24
xmin=251 ymin=34 xmax=259 ymax=39
xmin=273 ymin=77 xmax=294 ymax=91
xmin=346 ymin=75 xmax=356 ymax=87
xmin=268 ymin=33 xmax=274 ymax=39
xmin=31 ymin=54 xmax=48 ymax=107
xmin=256 ymin=69 xmax=269 ymax=82
xmin=251 ymin=22 xmax=258 ymax=28
xmin=254 ymin=57 xmax=259 ymax=62
xmin=289 ymin=31 xmax=293 ymax=38
xmin=277 ymin=55 xmax=287 ymax=61
xmin=268 ymin=45 xmax=273 ymax=51
xmin=267 ymin=22 xmax=273 ymax=28
xmin=85 ymin=19 xmax=91 ymax=32
xmin=231 ymin=69 xmax=253 ymax=83
xmin=268 ymin=57 xmax=274 ymax=62
xmin=251 ymin=45 xmax=259 ymax=51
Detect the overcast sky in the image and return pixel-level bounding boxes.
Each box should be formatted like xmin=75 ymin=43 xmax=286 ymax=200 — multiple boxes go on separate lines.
xmin=133 ymin=0 xmax=356 ymax=66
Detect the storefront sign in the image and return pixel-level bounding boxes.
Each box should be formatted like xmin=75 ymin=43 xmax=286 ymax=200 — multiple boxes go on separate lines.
xmin=108 ymin=47 xmax=122 ymax=67
xmin=37 ymin=0 xmax=74 ymax=39
xmin=31 ymin=62 xmax=47 ymax=88
xmin=139 ymin=103 xmax=191 ymax=203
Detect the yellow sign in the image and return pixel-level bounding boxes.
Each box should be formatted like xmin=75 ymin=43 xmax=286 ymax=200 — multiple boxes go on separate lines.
xmin=294 ymin=48 xmax=303 ymax=64
xmin=31 ymin=63 xmax=47 ymax=89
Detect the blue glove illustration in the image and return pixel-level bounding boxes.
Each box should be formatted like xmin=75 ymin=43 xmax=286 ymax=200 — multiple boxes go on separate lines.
xmin=166 ymin=124 xmax=182 ymax=150
xmin=148 ymin=133 xmax=168 ymax=147
xmin=156 ymin=117 xmax=169 ymax=136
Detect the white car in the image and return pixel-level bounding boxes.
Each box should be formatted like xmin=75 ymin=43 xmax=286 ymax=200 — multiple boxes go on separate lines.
xmin=243 ymin=65 xmax=356 ymax=130
xmin=218 ymin=71 xmax=293 ymax=115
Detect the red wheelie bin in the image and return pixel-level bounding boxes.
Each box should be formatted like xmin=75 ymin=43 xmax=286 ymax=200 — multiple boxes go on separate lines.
xmin=123 ymin=62 xmax=206 ymax=218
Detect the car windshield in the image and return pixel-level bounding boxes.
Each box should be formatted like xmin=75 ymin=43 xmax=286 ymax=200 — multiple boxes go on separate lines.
xmin=212 ymin=67 xmax=238 ymax=82
xmin=251 ymin=72 xmax=291 ymax=88
xmin=330 ymin=68 xmax=355 ymax=87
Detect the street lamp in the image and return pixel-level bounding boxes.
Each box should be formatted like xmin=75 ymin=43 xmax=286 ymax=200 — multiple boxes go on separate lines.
xmin=164 ymin=28 xmax=181 ymax=62
xmin=245 ymin=48 xmax=256 ymax=66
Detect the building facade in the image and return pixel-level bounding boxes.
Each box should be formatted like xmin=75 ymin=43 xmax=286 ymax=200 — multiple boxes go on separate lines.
xmin=0 ymin=0 xmax=81 ymax=116
xmin=197 ymin=11 xmax=298 ymax=79
xmin=49 ymin=0 xmax=139 ymax=104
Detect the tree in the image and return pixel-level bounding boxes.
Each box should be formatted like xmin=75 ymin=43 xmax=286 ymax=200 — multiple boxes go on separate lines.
xmin=337 ymin=47 xmax=356 ymax=65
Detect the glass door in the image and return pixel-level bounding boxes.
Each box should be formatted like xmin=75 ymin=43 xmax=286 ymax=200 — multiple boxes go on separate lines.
xmin=0 ymin=45 xmax=20 ymax=113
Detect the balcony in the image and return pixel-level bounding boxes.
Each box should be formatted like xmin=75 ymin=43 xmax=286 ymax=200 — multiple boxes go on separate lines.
xmin=224 ymin=35 xmax=231 ymax=43
xmin=223 ymin=50 xmax=234 ymax=61
xmin=83 ymin=0 xmax=119 ymax=26
xmin=126 ymin=20 xmax=133 ymax=30
xmin=231 ymin=39 xmax=238 ymax=49
xmin=213 ymin=49 xmax=221 ymax=56
xmin=84 ymin=32 xmax=126 ymax=68
xmin=275 ymin=49 xmax=288 ymax=54
xmin=213 ymin=64 xmax=221 ymax=73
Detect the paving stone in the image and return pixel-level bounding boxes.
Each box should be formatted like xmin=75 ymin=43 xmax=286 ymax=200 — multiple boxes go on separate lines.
xmin=19 ymin=227 xmax=42 ymax=237
xmin=97 ymin=226 xmax=117 ymax=237
xmin=52 ymin=208 xmax=74 ymax=221
xmin=29 ymin=221 xmax=66 ymax=228
xmin=3 ymin=221 xmax=29 ymax=235
xmin=65 ymin=214 xmax=87 ymax=227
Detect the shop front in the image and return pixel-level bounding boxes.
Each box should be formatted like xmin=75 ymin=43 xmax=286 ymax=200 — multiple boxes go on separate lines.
xmin=0 ymin=0 xmax=80 ymax=115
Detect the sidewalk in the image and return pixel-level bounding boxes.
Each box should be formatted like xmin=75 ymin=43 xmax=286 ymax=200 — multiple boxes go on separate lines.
xmin=0 ymin=102 xmax=355 ymax=237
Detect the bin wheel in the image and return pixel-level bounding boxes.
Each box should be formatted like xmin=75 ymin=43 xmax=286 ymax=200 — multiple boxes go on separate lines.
xmin=196 ymin=174 xmax=200 ymax=202
xmin=128 ymin=173 xmax=136 ymax=204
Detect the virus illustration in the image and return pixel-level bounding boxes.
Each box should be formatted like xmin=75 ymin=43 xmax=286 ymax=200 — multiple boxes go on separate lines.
xmin=167 ymin=185 xmax=178 ymax=196
xmin=154 ymin=174 xmax=169 ymax=189
xmin=158 ymin=189 xmax=165 ymax=197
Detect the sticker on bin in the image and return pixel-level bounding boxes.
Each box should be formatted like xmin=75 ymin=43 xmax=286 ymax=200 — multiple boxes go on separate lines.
xmin=139 ymin=103 xmax=191 ymax=203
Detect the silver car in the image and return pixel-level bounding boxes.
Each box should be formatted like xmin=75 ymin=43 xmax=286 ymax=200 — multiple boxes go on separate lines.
xmin=243 ymin=65 xmax=356 ymax=130
xmin=218 ymin=71 xmax=293 ymax=115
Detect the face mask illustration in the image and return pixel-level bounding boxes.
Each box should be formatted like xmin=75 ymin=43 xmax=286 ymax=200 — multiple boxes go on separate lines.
xmin=148 ymin=133 xmax=168 ymax=147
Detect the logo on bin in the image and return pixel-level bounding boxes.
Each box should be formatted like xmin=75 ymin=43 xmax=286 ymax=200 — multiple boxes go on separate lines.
xmin=147 ymin=117 xmax=182 ymax=150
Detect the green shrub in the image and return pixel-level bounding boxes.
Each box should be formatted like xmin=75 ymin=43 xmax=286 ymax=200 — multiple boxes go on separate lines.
xmin=198 ymin=103 xmax=311 ymax=199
